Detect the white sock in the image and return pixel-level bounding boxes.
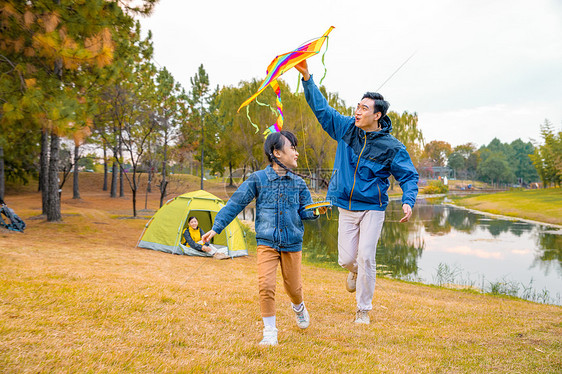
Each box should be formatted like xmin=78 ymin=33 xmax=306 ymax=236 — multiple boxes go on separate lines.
xmin=292 ymin=302 xmax=304 ymax=312
xmin=262 ymin=316 xmax=276 ymax=329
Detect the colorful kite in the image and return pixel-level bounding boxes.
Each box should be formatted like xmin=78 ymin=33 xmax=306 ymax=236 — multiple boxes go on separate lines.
xmin=238 ymin=26 xmax=335 ymax=136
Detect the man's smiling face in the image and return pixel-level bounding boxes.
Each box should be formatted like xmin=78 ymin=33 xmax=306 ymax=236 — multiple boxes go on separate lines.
xmin=355 ymin=98 xmax=382 ymax=132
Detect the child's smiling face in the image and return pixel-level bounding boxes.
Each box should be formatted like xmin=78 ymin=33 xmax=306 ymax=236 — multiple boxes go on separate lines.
xmin=188 ymin=218 xmax=199 ymax=229
xmin=274 ymin=136 xmax=299 ymax=169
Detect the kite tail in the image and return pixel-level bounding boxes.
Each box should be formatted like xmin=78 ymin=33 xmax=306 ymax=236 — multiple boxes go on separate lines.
xmin=319 ymin=35 xmax=330 ymax=85
xmin=263 ymin=123 xmax=281 ymax=137
xmin=264 ymin=80 xmax=283 ymax=137
xmin=245 ymin=106 xmax=260 ymax=134
xmin=255 ymin=97 xmax=278 ymax=116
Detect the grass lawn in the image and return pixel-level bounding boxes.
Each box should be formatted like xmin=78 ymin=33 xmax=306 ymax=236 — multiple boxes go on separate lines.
xmin=451 ymin=188 xmax=562 ymax=226
xmin=1 ymin=175 xmax=561 ymax=372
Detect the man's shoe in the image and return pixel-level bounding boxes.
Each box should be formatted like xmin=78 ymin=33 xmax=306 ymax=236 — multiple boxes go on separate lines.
xmin=355 ymin=310 xmax=370 ymax=324
xmin=346 ymin=272 xmax=357 ymax=293
xmin=293 ymin=303 xmax=310 ymax=329
xmin=259 ymin=326 xmax=278 ymax=346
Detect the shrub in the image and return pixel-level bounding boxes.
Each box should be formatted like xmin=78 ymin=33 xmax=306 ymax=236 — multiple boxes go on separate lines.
xmin=422 ymin=180 xmax=449 ymax=194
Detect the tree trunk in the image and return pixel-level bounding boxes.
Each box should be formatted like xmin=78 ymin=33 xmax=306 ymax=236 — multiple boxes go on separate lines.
xmin=145 ymin=160 xmax=152 ymax=210
xmin=119 ymin=133 xmax=124 ymax=197
xmin=228 ymin=161 xmax=233 ymax=187
xmin=200 ymin=120 xmax=204 ymax=190
xmin=119 ymin=162 xmax=124 ymax=197
xmin=0 ymin=145 xmax=5 ymax=201
xmin=110 ymin=126 xmax=118 ymax=198
xmin=315 ymin=168 xmax=319 ymax=192
xmin=132 ymin=188 xmax=137 ymax=217
xmin=40 ymin=128 xmax=49 ymax=214
xmin=110 ymin=159 xmax=117 ymax=198
xmin=130 ymin=169 xmax=138 ymax=217
xmin=147 ymin=162 xmax=152 ymax=193
xmin=144 ymin=176 xmax=149 ymax=210
xmin=72 ymin=144 xmax=80 ymax=199
xmin=159 ymin=133 xmax=168 ymax=207
xmin=47 ymin=131 xmax=62 ymax=222
xmin=102 ymin=141 xmax=108 ymax=191
xmin=48 ymin=34 xmax=63 ymax=220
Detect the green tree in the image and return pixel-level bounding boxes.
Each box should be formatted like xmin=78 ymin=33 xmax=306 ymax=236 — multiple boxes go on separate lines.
xmin=387 ymin=111 xmax=424 ymax=167
xmin=510 ymin=138 xmax=538 ymax=184
xmin=212 ymin=85 xmax=251 ymax=186
xmin=530 ymin=119 xmax=562 ymax=187
xmin=95 ymin=28 xmax=158 ymax=216
xmin=0 ymin=0 xmax=157 ymax=221
xmin=479 ymin=137 xmax=539 ymax=186
xmin=153 ymin=66 xmax=187 ymax=206
xmin=477 ymin=152 xmax=515 ymax=186
xmin=447 ymin=151 xmax=465 ymax=179
xmin=184 ymin=64 xmax=212 ymax=189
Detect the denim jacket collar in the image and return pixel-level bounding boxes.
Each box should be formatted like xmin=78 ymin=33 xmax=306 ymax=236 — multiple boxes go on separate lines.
xmin=265 ymin=164 xmax=296 ymax=181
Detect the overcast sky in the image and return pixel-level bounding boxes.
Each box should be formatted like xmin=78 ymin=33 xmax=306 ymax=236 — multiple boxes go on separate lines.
xmin=138 ymin=0 xmax=562 ymax=148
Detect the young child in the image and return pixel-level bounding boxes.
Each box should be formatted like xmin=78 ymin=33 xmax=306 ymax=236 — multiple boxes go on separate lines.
xmin=202 ymin=130 xmax=323 ymax=346
xmin=182 ymin=216 xmax=228 ymax=260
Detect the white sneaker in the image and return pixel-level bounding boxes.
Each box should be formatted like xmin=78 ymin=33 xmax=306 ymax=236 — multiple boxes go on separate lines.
xmin=259 ymin=326 xmax=278 ymax=346
xmin=293 ymin=303 xmax=310 ymax=329
xmin=355 ymin=310 xmax=370 ymax=324
xmin=346 ymin=272 xmax=357 ymax=293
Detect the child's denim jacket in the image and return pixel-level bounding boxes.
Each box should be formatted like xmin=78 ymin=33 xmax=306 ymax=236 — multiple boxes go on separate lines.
xmin=212 ymin=165 xmax=318 ymax=252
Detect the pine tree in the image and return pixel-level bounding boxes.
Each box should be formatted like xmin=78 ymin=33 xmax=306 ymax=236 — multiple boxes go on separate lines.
xmin=0 ymin=0 xmax=157 ymax=221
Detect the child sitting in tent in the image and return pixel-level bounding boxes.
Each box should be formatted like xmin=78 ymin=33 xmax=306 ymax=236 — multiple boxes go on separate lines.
xmin=182 ymin=216 xmax=228 ymax=260
xmin=202 ymin=130 xmax=326 ymax=346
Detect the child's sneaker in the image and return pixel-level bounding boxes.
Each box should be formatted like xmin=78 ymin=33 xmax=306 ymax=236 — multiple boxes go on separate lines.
xmin=355 ymin=310 xmax=370 ymax=324
xmin=259 ymin=326 xmax=278 ymax=346
xmin=346 ymin=272 xmax=357 ymax=293
xmin=293 ymin=303 xmax=310 ymax=329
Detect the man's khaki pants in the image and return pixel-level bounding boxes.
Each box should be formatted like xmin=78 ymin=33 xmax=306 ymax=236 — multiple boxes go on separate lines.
xmin=338 ymin=207 xmax=385 ymax=312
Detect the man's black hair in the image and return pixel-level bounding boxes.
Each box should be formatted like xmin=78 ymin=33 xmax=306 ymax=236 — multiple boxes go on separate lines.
xmin=362 ymin=92 xmax=390 ymax=117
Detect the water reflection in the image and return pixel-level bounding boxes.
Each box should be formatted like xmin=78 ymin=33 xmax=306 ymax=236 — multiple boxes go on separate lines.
xmin=300 ymin=198 xmax=562 ymax=305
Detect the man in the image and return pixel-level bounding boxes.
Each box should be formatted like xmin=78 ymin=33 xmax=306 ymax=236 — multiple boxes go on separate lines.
xmin=295 ymin=61 xmax=419 ymax=324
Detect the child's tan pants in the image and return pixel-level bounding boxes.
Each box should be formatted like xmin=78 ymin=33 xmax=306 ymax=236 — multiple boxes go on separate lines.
xmin=257 ymin=245 xmax=303 ymax=317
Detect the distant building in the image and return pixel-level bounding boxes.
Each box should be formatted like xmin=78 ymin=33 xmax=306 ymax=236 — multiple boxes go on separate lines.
xmin=420 ymin=165 xmax=453 ymax=179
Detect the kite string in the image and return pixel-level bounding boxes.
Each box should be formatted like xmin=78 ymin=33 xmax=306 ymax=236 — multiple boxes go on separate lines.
xmin=376 ymin=50 xmax=417 ymax=91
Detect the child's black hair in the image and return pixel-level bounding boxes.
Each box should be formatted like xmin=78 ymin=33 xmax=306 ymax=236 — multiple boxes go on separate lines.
xmin=188 ymin=216 xmax=197 ymax=224
xmin=264 ymin=131 xmax=297 ymax=161
xmin=264 ymin=131 xmax=301 ymax=176
xmin=264 ymin=130 xmax=328 ymax=184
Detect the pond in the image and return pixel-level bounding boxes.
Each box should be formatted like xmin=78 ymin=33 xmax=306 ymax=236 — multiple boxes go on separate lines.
xmin=299 ymin=198 xmax=562 ymax=305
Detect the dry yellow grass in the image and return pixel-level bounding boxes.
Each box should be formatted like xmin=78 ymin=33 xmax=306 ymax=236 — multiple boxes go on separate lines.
xmin=1 ymin=174 xmax=561 ymax=373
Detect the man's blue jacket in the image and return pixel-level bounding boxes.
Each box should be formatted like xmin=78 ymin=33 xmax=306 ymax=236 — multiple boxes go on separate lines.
xmin=303 ymin=76 xmax=419 ymax=211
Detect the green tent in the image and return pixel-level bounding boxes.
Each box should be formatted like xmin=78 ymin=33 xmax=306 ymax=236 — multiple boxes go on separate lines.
xmin=137 ymin=190 xmax=248 ymax=258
